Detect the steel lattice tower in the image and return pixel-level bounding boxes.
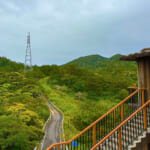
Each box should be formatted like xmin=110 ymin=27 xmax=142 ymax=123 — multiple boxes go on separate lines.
xmin=24 ymin=32 xmax=32 ymax=71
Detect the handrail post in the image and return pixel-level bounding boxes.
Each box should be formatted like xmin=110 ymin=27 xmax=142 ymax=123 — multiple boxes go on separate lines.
xmin=114 ymin=110 xmax=116 ymax=126
xmin=142 ymin=89 xmax=145 ymax=105
xmin=57 ymin=145 xmax=60 ymax=150
xmin=93 ymin=125 xmax=96 ymax=145
xmin=118 ymin=128 xmax=122 ymax=150
xmin=121 ymin=104 xmax=124 ymax=122
xmin=142 ymin=89 xmax=147 ymax=131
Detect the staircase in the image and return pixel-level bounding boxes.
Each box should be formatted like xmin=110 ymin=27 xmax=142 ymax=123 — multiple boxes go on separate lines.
xmin=92 ymin=101 xmax=150 ymax=150
xmin=46 ymin=88 xmax=150 ymax=150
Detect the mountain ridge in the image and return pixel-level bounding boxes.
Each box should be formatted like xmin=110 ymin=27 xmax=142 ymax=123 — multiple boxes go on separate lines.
xmin=66 ymin=54 xmax=123 ymax=69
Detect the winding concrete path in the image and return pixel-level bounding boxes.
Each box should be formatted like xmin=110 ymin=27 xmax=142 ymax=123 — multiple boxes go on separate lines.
xmin=39 ymin=102 xmax=63 ymax=150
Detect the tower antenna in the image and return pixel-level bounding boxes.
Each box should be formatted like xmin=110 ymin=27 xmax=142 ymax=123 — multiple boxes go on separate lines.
xmin=24 ymin=32 xmax=32 ymax=71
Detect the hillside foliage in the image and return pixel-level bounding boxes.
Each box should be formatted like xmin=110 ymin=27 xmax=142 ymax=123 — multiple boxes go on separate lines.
xmin=0 ymin=54 xmax=138 ymax=148
xmin=0 ymin=72 xmax=49 ymax=150
xmin=67 ymin=54 xmax=108 ymax=69
xmin=0 ymin=57 xmax=24 ymax=72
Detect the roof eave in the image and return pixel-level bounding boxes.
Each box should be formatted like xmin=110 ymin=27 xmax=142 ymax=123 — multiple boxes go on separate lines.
xmin=120 ymin=56 xmax=136 ymax=61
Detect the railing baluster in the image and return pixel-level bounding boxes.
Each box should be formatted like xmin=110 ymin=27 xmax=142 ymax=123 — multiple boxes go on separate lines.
xmin=93 ymin=125 xmax=96 ymax=145
xmin=142 ymin=90 xmax=147 ymax=131
xmin=88 ymin=129 xmax=89 ymax=149
xmin=118 ymin=128 xmax=122 ymax=150
xmin=91 ymin=127 xmax=92 ymax=148
xmin=113 ymin=110 xmax=114 ymax=128
xmin=77 ymin=138 xmax=78 ymax=150
xmin=57 ymin=145 xmax=60 ymax=150
xmin=98 ymin=121 xmax=101 ymax=140
xmin=121 ymin=104 xmax=124 ymax=122
xmin=142 ymin=89 xmax=145 ymax=105
xmin=80 ymin=135 xmax=81 ymax=150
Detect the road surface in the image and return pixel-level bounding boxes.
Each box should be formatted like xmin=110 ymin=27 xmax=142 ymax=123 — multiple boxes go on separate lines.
xmin=39 ymin=102 xmax=63 ymax=150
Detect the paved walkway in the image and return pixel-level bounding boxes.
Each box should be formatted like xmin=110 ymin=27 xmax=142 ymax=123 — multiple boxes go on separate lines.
xmin=39 ymin=102 xmax=63 ymax=150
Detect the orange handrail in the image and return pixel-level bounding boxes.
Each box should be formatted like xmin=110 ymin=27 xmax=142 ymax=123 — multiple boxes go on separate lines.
xmin=46 ymin=88 xmax=146 ymax=150
xmin=90 ymin=99 xmax=150 ymax=150
xmin=128 ymin=86 xmax=138 ymax=89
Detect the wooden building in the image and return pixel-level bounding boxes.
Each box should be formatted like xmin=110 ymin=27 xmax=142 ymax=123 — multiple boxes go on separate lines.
xmin=121 ymin=48 xmax=150 ymax=150
xmin=120 ymin=48 xmax=150 ymax=101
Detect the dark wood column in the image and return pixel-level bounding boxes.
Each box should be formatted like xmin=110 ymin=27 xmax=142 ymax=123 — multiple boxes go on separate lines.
xmin=138 ymin=57 xmax=150 ymax=100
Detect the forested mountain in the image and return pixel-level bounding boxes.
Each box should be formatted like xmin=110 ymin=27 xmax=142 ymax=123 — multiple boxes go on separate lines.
xmin=66 ymin=54 xmax=136 ymax=70
xmin=67 ymin=54 xmax=108 ymax=69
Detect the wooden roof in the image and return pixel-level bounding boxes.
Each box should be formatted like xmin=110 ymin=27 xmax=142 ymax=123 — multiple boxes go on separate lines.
xmin=120 ymin=48 xmax=150 ymax=61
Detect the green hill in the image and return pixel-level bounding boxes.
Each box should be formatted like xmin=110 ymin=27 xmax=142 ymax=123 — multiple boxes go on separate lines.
xmin=67 ymin=54 xmax=108 ymax=69
xmin=109 ymin=54 xmax=123 ymax=61
xmin=66 ymin=54 xmax=136 ymax=72
xmin=66 ymin=54 xmax=125 ymax=70
xmin=0 ymin=57 xmax=24 ymax=72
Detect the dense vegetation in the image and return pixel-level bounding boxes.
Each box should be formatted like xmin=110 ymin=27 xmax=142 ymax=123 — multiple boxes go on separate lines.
xmin=37 ymin=54 xmax=138 ymax=139
xmin=0 ymin=54 xmax=138 ymax=148
xmin=67 ymin=54 xmax=108 ymax=70
xmin=66 ymin=54 xmax=125 ymax=69
xmin=0 ymin=57 xmax=24 ymax=72
xmin=0 ymin=72 xmax=49 ymax=150
xmin=46 ymin=54 xmax=137 ymax=99
xmin=38 ymin=77 xmax=120 ymax=140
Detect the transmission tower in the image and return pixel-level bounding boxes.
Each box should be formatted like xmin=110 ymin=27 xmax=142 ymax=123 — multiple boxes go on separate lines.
xmin=24 ymin=32 xmax=32 ymax=71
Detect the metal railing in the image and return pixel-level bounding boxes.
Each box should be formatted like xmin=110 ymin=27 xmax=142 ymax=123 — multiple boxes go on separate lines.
xmin=46 ymin=88 xmax=146 ymax=150
xmin=91 ymin=99 xmax=150 ymax=150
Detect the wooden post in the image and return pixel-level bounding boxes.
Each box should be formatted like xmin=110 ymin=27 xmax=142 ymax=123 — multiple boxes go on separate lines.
xmin=138 ymin=59 xmax=150 ymax=101
xmin=121 ymin=104 xmax=124 ymax=122
xmin=142 ymin=89 xmax=145 ymax=105
xmin=142 ymin=89 xmax=147 ymax=131
xmin=93 ymin=125 xmax=96 ymax=145
xmin=118 ymin=128 xmax=122 ymax=150
xmin=57 ymin=145 xmax=60 ymax=150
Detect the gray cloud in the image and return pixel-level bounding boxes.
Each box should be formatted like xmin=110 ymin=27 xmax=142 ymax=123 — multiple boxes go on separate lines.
xmin=0 ymin=0 xmax=150 ymax=65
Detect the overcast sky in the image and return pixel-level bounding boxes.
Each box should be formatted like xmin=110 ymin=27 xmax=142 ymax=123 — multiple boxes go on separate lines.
xmin=0 ymin=0 xmax=150 ymax=65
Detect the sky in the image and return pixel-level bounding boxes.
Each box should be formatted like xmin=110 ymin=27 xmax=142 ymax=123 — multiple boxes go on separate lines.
xmin=0 ymin=0 xmax=150 ymax=65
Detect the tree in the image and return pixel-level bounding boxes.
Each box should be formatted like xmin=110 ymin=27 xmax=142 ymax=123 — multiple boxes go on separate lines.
xmin=0 ymin=116 xmax=36 ymax=150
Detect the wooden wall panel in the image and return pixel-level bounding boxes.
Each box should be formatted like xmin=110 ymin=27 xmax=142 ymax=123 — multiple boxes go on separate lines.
xmin=138 ymin=58 xmax=150 ymax=101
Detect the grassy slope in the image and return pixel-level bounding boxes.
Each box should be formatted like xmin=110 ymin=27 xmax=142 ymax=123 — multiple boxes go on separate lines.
xmin=38 ymin=78 xmax=121 ymax=140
